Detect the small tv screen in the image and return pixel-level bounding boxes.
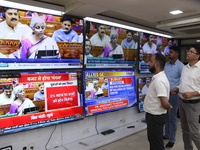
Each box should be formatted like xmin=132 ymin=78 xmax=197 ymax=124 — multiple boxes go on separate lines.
xmin=0 ymin=6 xmax=84 ymax=70
xmin=139 ymin=33 xmax=176 ymax=73
xmin=137 ymin=77 xmax=152 ymax=112
xmin=84 ymin=21 xmax=138 ymax=68
xmin=0 ymin=71 xmax=83 ymax=134
xmin=84 ymin=70 xmax=137 ymax=116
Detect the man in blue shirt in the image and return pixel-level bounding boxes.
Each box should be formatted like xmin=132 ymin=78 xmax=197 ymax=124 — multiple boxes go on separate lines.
xmin=101 ymin=78 xmax=108 ymax=89
xmin=164 ymin=46 xmax=184 ymax=149
xmin=34 ymin=83 xmax=45 ymax=100
xmin=52 ymin=15 xmax=78 ymax=42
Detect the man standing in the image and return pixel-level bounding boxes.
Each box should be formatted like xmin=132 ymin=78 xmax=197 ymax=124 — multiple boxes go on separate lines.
xmin=144 ymin=53 xmax=172 ymax=150
xmin=0 ymin=84 xmax=15 ymax=105
xmin=164 ymin=46 xmax=184 ymax=149
xmin=90 ymin=24 xmax=110 ymax=47
xmin=52 ymin=15 xmax=78 ymax=42
xmin=0 ymin=7 xmax=32 ymax=40
xmin=171 ymin=46 xmax=200 ymax=150
xmin=34 ymin=83 xmax=44 ymax=100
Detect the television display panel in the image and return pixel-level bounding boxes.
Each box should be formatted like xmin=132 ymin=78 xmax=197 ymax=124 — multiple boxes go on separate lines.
xmin=0 ymin=6 xmax=83 ymax=70
xmin=0 ymin=71 xmax=83 ymax=134
xmin=137 ymin=77 xmax=152 ymax=112
xmin=84 ymin=70 xmax=137 ymax=116
xmin=84 ymin=21 xmax=138 ymax=68
xmin=139 ymin=33 xmax=175 ymax=73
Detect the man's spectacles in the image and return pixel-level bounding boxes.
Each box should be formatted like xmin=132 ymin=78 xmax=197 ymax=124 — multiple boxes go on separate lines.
xmin=187 ymin=50 xmax=198 ymax=55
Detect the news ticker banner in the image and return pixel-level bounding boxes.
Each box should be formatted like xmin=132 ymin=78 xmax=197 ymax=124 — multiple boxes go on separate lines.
xmin=0 ymin=107 xmax=83 ymax=131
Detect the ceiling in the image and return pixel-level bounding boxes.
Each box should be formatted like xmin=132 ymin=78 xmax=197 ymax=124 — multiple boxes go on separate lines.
xmin=9 ymin=0 xmax=200 ymax=38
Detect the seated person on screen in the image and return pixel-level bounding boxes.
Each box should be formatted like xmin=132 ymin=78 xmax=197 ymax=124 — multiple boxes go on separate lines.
xmin=156 ymin=41 xmax=164 ymax=55
xmin=52 ymin=15 xmax=78 ymax=42
xmin=163 ymin=39 xmax=173 ymax=55
xmin=142 ymin=34 xmax=157 ymax=54
xmin=84 ymin=39 xmax=93 ymax=64
xmin=141 ymin=78 xmax=151 ymax=99
xmin=121 ymin=30 xmax=137 ymax=49
xmin=9 ymin=85 xmax=35 ymax=115
xmin=90 ymin=24 xmax=110 ymax=47
xmin=20 ymin=17 xmax=60 ymax=59
xmin=34 ymin=83 xmax=44 ymax=100
xmin=101 ymin=78 xmax=108 ymax=89
xmin=90 ymin=82 xmax=103 ymax=98
xmin=103 ymin=28 xmax=124 ymax=59
xmin=86 ymin=80 xmax=93 ymax=91
xmin=0 ymin=84 xmax=15 ymax=105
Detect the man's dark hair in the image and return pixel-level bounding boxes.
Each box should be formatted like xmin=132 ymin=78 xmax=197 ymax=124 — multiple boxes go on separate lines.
xmin=170 ymin=46 xmax=180 ymax=54
xmin=97 ymin=24 xmax=106 ymax=30
xmin=126 ymin=30 xmax=133 ymax=35
xmin=3 ymin=84 xmax=13 ymax=90
xmin=155 ymin=53 xmax=166 ymax=69
xmin=61 ymin=14 xmax=73 ymax=23
xmin=3 ymin=7 xmax=18 ymax=13
xmin=191 ymin=45 xmax=200 ymax=54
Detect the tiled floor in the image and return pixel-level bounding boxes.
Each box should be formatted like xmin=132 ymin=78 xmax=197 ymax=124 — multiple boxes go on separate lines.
xmin=94 ymin=120 xmax=198 ymax=150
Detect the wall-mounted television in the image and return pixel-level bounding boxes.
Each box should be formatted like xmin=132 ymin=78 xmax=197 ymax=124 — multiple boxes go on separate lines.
xmin=137 ymin=77 xmax=152 ymax=112
xmin=0 ymin=71 xmax=83 ymax=134
xmin=84 ymin=70 xmax=137 ymax=116
xmin=0 ymin=6 xmax=83 ymax=70
xmin=139 ymin=33 xmax=176 ymax=73
xmin=84 ymin=20 xmax=138 ymax=68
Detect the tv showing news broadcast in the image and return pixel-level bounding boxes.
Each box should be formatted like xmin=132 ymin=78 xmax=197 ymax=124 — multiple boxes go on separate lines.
xmin=139 ymin=33 xmax=175 ymax=73
xmin=0 ymin=71 xmax=83 ymax=134
xmin=0 ymin=6 xmax=84 ymax=70
xmin=84 ymin=21 xmax=138 ymax=68
xmin=137 ymin=77 xmax=152 ymax=112
xmin=84 ymin=70 xmax=137 ymax=116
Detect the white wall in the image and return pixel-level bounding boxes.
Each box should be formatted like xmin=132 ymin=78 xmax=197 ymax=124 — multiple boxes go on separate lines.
xmin=0 ymin=107 xmax=146 ymax=150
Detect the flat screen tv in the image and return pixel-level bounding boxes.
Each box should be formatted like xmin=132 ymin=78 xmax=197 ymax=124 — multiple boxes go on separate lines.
xmin=137 ymin=77 xmax=152 ymax=112
xmin=139 ymin=33 xmax=176 ymax=73
xmin=84 ymin=20 xmax=138 ymax=68
xmin=0 ymin=71 xmax=83 ymax=134
xmin=0 ymin=6 xmax=84 ymax=70
xmin=84 ymin=70 xmax=137 ymax=116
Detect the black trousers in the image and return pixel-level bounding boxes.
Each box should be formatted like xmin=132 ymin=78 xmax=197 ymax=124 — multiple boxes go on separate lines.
xmin=146 ymin=112 xmax=167 ymax=150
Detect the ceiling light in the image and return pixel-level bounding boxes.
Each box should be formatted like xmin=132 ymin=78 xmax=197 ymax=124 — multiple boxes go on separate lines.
xmin=0 ymin=0 xmax=64 ymax=16
xmin=170 ymin=10 xmax=183 ymax=15
xmin=84 ymin=17 xmax=172 ymax=38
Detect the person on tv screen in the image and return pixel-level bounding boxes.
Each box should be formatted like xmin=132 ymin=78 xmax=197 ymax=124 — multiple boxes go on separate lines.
xmin=141 ymin=78 xmax=151 ymax=98
xmin=164 ymin=39 xmax=173 ymax=55
xmin=20 ymin=17 xmax=60 ymax=59
xmin=143 ymin=34 xmax=157 ymax=54
xmin=103 ymin=28 xmax=124 ymax=59
xmin=52 ymin=15 xmax=78 ymax=42
xmin=90 ymin=82 xmax=103 ymax=98
xmin=90 ymin=24 xmax=110 ymax=47
xmin=9 ymin=85 xmax=35 ymax=115
xmin=121 ymin=30 xmax=137 ymax=49
xmin=0 ymin=84 xmax=15 ymax=105
xmin=101 ymin=78 xmax=108 ymax=89
xmin=34 ymin=83 xmax=44 ymax=100
xmin=84 ymin=39 xmax=93 ymax=64
xmin=0 ymin=7 xmax=32 ymax=40
xmin=156 ymin=41 xmax=164 ymax=55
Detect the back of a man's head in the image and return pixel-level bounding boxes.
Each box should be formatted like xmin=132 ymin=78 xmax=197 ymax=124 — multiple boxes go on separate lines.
xmin=155 ymin=53 xmax=166 ymax=69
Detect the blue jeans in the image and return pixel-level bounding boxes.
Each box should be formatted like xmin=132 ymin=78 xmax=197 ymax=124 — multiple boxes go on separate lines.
xmin=164 ymin=94 xmax=179 ymax=143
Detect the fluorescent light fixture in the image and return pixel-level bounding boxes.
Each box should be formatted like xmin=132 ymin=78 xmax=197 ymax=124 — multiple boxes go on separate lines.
xmin=0 ymin=0 xmax=64 ymax=16
xmin=84 ymin=17 xmax=172 ymax=38
xmin=169 ymin=10 xmax=183 ymax=15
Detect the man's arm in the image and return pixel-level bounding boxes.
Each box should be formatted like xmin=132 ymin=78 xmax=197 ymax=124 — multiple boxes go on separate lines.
xmin=171 ymin=87 xmax=179 ymax=95
xmin=182 ymin=91 xmax=200 ymax=99
xmin=159 ymin=97 xmax=172 ymax=110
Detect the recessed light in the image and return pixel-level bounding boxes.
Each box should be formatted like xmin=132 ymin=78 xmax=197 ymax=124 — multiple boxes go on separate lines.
xmin=170 ymin=10 xmax=183 ymax=15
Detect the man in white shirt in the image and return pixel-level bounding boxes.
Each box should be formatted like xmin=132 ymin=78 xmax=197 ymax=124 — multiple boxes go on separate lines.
xmin=171 ymin=46 xmax=200 ymax=150
xmin=144 ymin=53 xmax=172 ymax=150
xmin=90 ymin=24 xmax=110 ymax=47
xmin=0 ymin=84 xmax=15 ymax=105
xmin=0 ymin=7 xmax=32 ymax=40
xmin=142 ymin=34 xmax=157 ymax=54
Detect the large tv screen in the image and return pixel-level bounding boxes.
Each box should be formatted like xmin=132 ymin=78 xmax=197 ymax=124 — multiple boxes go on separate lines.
xmin=139 ymin=33 xmax=175 ymax=73
xmin=0 ymin=6 xmax=83 ymax=70
xmin=84 ymin=70 xmax=137 ymax=116
xmin=0 ymin=71 xmax=83 ymax=134
xmin=137 ymin=77 xmax=152 ymax=112
xmin=84 ymin=21 xmax=138 ymax=68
